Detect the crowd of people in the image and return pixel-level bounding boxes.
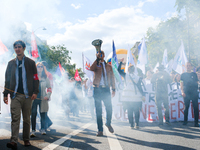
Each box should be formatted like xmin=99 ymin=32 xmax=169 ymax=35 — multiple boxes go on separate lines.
xmin=2 ymin=39 xmax=200 ymax=149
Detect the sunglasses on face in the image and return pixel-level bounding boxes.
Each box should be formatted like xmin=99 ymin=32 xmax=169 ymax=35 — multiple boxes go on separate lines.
xmin=37 ymin=66 xmax=43 ymax=68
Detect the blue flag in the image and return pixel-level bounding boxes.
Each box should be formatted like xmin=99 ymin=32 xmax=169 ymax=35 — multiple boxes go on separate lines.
xmin=112 ymin=40 xmax=118 ymax=67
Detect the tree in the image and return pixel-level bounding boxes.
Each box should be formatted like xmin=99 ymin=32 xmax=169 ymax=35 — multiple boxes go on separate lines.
xmin=146 ymin=0 xmax=200 ymax=67
xmin=40 ymin=44 xmax=84 ymax=79
xmin=146 ymin=16 xmax=187 ymax=66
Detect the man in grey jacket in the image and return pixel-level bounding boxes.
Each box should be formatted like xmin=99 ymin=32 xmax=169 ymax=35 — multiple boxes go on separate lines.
xmin=3 ymin=40 xmax=39 ymax=149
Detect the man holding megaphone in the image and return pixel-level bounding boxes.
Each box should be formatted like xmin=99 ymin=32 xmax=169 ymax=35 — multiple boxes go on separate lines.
xmin=90 ymin=39 xmax=115 ymax=136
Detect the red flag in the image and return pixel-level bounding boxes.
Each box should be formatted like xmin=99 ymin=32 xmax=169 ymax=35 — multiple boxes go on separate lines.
xmin=74 ymin=69 xmax=81 ymax=81
xmin=31 ymin=31 xmax=39 ymax=58
xmin=59 ymin=62 xmax=65 ymax=75
xmin=0 ymin=39 xmax=8 ymax=55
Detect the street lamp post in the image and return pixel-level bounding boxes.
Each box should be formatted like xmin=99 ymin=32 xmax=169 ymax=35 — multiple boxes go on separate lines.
xmin=33 ymin=27 xmax=47 ymax=33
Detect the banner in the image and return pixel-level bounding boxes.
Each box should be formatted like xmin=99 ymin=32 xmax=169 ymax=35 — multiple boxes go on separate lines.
xmin=137 ymin=37 xmax=148 ymax=75
xmin=112 ymin=40 xmax=119 ymax=67
xmin=74 ymin=69 xmax=82 ymax=81
xmin=54 ymin=62 xmax=65 ymax=83
xmin=31 ymin=31 xmax=39 ymax=58
xmin=172 ymin=41 xmax=188 ymax=74
xmin=103 ymin=82 xmax=200 ymax=122
xmin=82 ymin=53 xmax=94 ymax=82
xmin=162 ymin=49 xmax=168 ymax=67
xmin=125 ymin=47 xmax=136 ymax=74
xmin=0 ymin=39 xmax=8 ymax=55
xmin=111 ymin=58 xmax=121 ymax=83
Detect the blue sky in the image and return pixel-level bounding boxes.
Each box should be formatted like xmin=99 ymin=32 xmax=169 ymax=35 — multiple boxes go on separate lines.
xmin=0 ymin=0 xmax=177 ymax=69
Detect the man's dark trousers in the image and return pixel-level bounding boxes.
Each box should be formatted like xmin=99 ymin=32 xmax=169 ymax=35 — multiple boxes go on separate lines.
xmin=183 ymin=92 xmax=199 ymax=124
xmin=93 ymin=86 xmax=112 ymax=132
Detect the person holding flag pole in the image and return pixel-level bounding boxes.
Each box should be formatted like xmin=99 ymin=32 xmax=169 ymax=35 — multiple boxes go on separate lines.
xmin=118 ymin=48 xmax=145 ymax=129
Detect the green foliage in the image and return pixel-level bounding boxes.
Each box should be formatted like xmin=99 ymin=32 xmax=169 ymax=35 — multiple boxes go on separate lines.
xmin=146 ymin=0 xmax=200 ymax=67
xmin=146 ymin=16 xmax=186 ymax=66
xmin=175 ymin=0 xmax=200 ymax=15
xmin=40 ymin=44 xmax=84 ymax=79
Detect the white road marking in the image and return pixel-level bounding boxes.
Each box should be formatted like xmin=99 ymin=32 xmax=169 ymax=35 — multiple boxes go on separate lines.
xmin=0 ymin=129 xmax=11 ymax=137
xmin=105 ymin=126 xmax=123 ymax=150
xmin=42 ymin=123 xmax=92 ymax=150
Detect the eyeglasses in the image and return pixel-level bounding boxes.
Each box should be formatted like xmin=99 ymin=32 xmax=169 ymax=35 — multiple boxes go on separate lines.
xmin=37 ymin=66 xmax=43 ymax=68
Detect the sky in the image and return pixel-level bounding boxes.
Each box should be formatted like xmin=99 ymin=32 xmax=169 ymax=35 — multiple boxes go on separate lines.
xmin=0 ymin=0 xmax=177 ymax=69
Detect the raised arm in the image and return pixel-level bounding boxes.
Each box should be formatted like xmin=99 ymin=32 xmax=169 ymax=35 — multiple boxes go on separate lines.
xmin=118 ymin=58 xmax=126 ymax=78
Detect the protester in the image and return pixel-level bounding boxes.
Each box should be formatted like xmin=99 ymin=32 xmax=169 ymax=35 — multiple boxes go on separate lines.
xmin=3 ymin=40 xmax=39 ymax=149
xmin=173 ymin=73 xmax=181 ymax=83
xmin=69 ymin=77 xmax=79 ymax=117
xmin=41 ymin=61 xmax=53 ymax=130
xmin=151 ymin=64 xmax=171 ymax=125
xmin=143 ymin=70 xmax=153 ymax=85
xmin=180 ymin=62 xmax=199 ymax=127
xmin=61 ymin=73 xmax=71 ymax=118
xmin=84 ymin=78 xmax=95 ymax=119
xmin=30 ymin=62 xmax=52 ymax=137
xmin=90 ymin=39 xmax=115 ymax=136
xmin=196 ymin=66 xmax=200 ymax=90
xmin=118 ymin=58 xmax=145 ymax=129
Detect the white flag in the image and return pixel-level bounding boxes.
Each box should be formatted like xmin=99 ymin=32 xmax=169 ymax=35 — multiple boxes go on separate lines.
xmin=125 ymin=48 xmax=137 ymax=74
xmin=172 ymin=41 xmax=188 ymax=74
xmin=153 ymin=62 xmax=159 ymax=73
xmin=162 ymin=49 xmax=168 ymax=67
xmin=82 ymin=53 xmax=94 ymax=82
xmin=165 ymin=59 xmax=173 ymax=73
xmin=137 ymin=37 xmax=148 ymax=75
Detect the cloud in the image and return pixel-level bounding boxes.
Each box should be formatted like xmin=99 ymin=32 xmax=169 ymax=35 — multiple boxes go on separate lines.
xmin=137 ymin=1 xmax=145 ymax=8
xmin=48 ymin=6 xmax=160 ymax=68
xmin=165 ymin=11 xmax=178 ymax=19
xmin=146 ymin=0 xmax=157 ymax=2
xmin=24 ymin=22 xmax=33 ymax=32
xmin=71 ymin=3 xmax=82 ymax=9
xmin=0 ymin=0 xmax=63 ymax=43
xmin=137 ymin=0 xmax=157 ymax=8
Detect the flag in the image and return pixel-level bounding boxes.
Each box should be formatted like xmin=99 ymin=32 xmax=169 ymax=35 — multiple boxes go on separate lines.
xmin=31 ymin=31 xmax=39 ymax=58
xmin=137 ymin=37 xmax=148 ymax=75
xmin=74 ymin=69 xmax=82 ymax=81
xmin=0 ymin=39 xmax=8 ymax=55
xmin=111 ymin=58 xmax=121 ymax=83
xmin=153 ymin=62 xmax=159 ymax=73
xmin=172 ymin=41 xmax=188 ymax=74
xmin=82 ymin=53 xmax=94 ymax=82
xmin=54 ymin=62 xmax=65 ymax=83
xmin=165 ymin=59 xmax=173 ymax=73
xmin=138 ymin=42 xmax=142 ymax=55
xmin=112 ymin=40 xmax=118 ymax=67
xmin=162 ymin=49 xmax=168 ymax=67
xmin=125 ymin=47 xmax=137 ymax=74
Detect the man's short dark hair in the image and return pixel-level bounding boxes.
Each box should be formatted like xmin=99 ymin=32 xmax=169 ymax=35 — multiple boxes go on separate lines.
xmin=13 ymin=40 xmax=26 ymax=48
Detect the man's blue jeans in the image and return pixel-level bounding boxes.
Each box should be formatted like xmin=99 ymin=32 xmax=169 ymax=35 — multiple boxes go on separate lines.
xmin=93 ymin=87 xmax=112 ymax=132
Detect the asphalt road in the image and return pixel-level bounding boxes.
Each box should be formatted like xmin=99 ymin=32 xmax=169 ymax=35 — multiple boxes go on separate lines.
xmin=0 ymin=109 xmax=200 ymax=150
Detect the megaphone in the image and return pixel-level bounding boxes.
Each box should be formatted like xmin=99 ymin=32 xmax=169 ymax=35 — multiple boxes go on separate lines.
xmin=91 ymin=39 xmax=103 ymax=55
